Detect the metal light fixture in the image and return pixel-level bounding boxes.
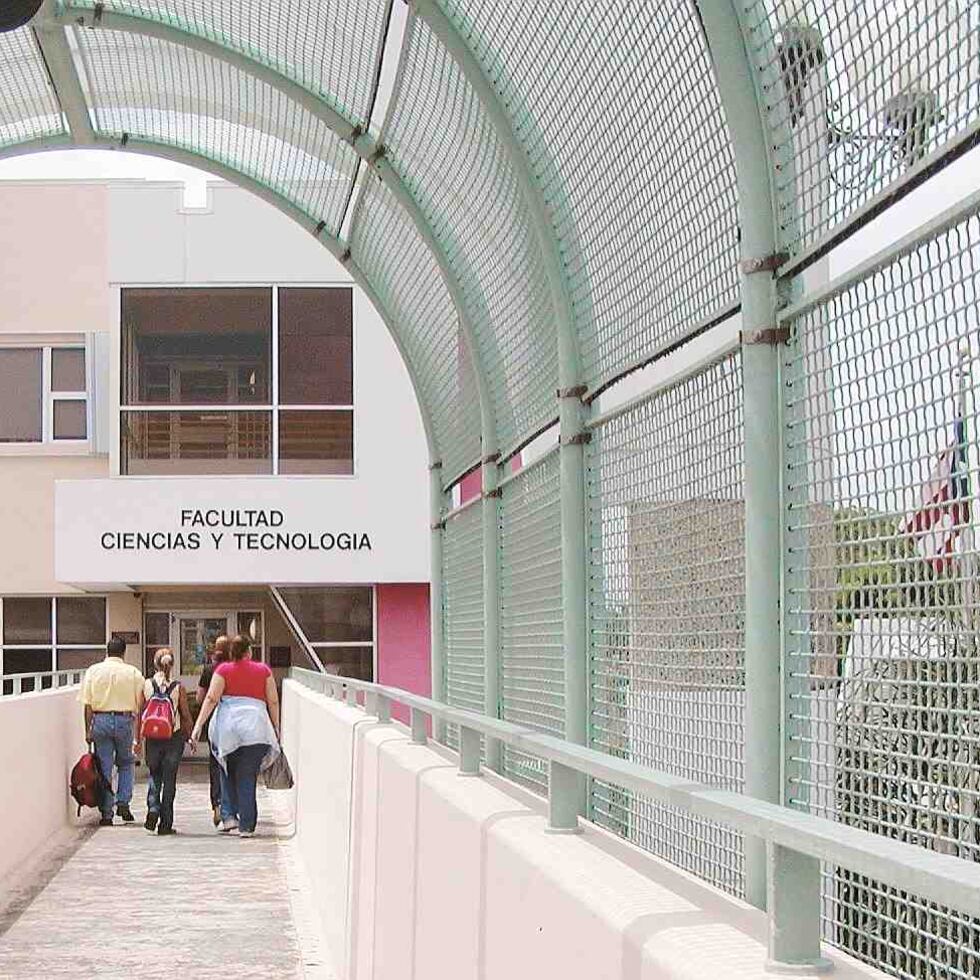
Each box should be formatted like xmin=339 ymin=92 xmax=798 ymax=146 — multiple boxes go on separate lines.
xmin=881 ymin=88 xmax=944 ymax=168
xmin=0 ymin=0 xmax=44 ymax=33
xmin=777 ymin=23 xmax=825 ymax=128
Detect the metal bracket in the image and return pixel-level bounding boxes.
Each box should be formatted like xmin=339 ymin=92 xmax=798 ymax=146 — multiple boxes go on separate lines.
xmin=560 ymin=432 xmax=592 ymax=446
xmin=483 ymin=487 xmax=502 ymax=500
xmin=339 ymin=248 xmax=352 ymax=265
xmin=349 ymin=124 xmax=363 ymax=145
xmin=369 ymin=143 xmax=388 ymax=166
xmin=741 ymin=327 xmax=790 ymax=345
xmin=314 ymin=220 xmax=326 ymax=237
xmin=740 ymin=251 xmax=789 ymax=275
xmin=428 ymin=460 xmax=443 ymax=471
xmin=482 ymin=451 xmax=501 ymax=464
xmin=430 ymin=520 xmax=445 ymax=531
xmin=92 ymin=3 xmax=104 ymax=25
xmin=557 ymin=384 xmax=588 ymax=400
xmin=120 ymin=132 xmax=129 ymax=147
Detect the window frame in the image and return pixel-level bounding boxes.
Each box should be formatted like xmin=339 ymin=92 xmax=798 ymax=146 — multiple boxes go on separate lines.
xmin=0 ymin=595 xmax=108 ymax=681
xmin=117 ymin=283 xmax=355 ymax=478
xmin=0 ymin=338 xmax=93 ymax=454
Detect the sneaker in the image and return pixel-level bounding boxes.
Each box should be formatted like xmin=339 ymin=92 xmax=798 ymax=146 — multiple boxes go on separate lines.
xmin=116 ymin=804 xmax=135 ymax=823
xmin=238 ymin=830 xmax=254 ymax=838
xmin=212 ymin=805 xmax=221 ymax=827
xmin=99 ymin=816 xmax=113 ymax=827
xmin=157 ymin=827 xmax=177 ymax=836
xmin=144 ymin=812 xmax=159 ymax=834
xmin=219 ymin=817 xmax=239 ymax=834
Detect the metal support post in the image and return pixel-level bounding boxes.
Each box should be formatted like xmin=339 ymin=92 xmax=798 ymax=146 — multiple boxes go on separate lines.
xmin=698 ymin=0 xmax=786 ymax=910
xmin=346 ymin=685 xmax=357 ymax=708
xmin=429 ymin=462 xmax=446 ymax=743
xmin=411 ymin=707 xmax=428 ymax=745
xmin=458 ymin=726 xmax=481 ymax=777
xmin=483 ymin=457 xmax=502 ymax=772
xmin=766 ymin=844 xmax=832 ymax=973
xmin=365 ymin=691 xmax=378 ymax=716
xmin=376 ymin=694 xmax=391 ymax=724
xmin=560 ymin=391 xmax=589 ymax=816
xmin=546 ymin=761 xmax=583 ymax=834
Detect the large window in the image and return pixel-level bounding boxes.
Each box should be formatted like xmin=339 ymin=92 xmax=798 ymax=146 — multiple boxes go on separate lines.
xmin=277 ymin=586 xmax=374 ymax=680
xmin=0 ymin=344 xmax=89 ymax=445
xmin=0 ymin=596 xmax=107 ymax=690
xmin=120 ymin=286 xmax=353 ymax=475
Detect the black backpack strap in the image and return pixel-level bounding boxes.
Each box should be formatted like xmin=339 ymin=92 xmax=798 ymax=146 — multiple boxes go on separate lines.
xmin=151 ymin=678 xmax=161 ymax=696
xmin=165 ymin=681 xmax=180 ymax=696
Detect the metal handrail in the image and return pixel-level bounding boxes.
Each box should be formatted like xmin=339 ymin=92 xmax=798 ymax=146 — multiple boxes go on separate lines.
xmin=1 ymin=670 xmax=84 ymax=697
xmin=289 ymin=666 xmax=980 ymax=973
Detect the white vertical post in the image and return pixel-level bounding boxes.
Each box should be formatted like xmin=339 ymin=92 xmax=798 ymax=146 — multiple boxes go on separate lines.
xmin=458 ymin=726 xmax=481 ymax=776
xmin=271 ymin=285 xmax=280 ymax=475
xmin=411 ymin=707 xmax=428 ymax=744
xmin=766 ymin=843 xmax=831 ymax=973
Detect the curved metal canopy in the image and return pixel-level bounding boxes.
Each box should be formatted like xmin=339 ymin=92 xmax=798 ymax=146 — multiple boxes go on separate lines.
xmin=1 ymin=0 xmax=977 ymax=482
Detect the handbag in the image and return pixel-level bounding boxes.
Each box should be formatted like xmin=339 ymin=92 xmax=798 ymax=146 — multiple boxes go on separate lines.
xmin=263 ymin=749 xmax=294 ymax=790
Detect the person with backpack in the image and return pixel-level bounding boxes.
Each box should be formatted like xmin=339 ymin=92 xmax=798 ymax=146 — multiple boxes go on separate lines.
xmin=139 ymin=648 xmax=193 ymax=836
xmin=80 ymin=635 xmax=145 ymax=826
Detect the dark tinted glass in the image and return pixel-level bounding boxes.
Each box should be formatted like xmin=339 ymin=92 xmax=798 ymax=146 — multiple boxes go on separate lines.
xmin=51 ymin=348 xmax=86 ymax=392
xmin=53 ymin=400 xmax=87 ymax=440
xmin=278 ymin=410 xmax=352 ymax=475
xmin=56 ymin=597 xmax=106 ymax=644
xmin=3 ymin=598 xmax=51 ymax=644
xmin=278 ymin=288 xmax=353 ymax=405
xmin=0 ymin=349 xmax=41 ymax=442
xmin=121 ymin=288 xmax=272 ymax=405
xmin=120 ymin=410 xmax=272 ymax=475
xmin=57 ymin=648 xmax=105 ymax=670
xmin=277 ymin=587 xmax=373 ymax=642
xmin=3 ymin=649 xmax=52 ymax=675
xmin=144 ymin=612 xmax=171 ymax=647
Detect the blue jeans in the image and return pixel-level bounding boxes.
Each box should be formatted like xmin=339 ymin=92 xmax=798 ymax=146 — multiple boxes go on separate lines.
xmin=219 ymin=743 xmax=268 ymax=833
xmin=145 ymin=734 xmax=185 ymax=831
xmin=91 ymin=713 xmax=135 ymax=818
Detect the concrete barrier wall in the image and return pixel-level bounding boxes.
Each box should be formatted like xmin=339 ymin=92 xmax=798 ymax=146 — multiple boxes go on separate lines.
xmin=283 ymin=680 xmax=883 ymax=980
xmin=0 ymin=687 xmax=85 ymax=884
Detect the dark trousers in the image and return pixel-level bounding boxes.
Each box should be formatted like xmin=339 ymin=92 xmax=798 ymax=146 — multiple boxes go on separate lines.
xmin=145 ymin=734 xmax=185 ymax=831
xmin=219 ymin=743 xmax=269 ymax=833
xmin=208 ymin=750 xmax=222 ymax=809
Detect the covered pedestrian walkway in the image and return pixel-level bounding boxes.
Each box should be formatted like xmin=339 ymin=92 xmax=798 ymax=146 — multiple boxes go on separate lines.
xmin=2 ymin=0 xmax=980 ymax=977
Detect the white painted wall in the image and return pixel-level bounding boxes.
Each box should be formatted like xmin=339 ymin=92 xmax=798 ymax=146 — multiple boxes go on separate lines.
xmin=281 ymin=681 xmax=884 ymax=980
xmin=0 ymin=687 xmax=86 ymax=887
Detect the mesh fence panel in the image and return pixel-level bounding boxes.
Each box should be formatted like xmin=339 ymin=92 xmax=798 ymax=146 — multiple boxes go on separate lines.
xmin=783 ymin=203 xmax=980 ymax=978
xmin=78 ymin=29 xmax=357 ymax=235
xmin=69 ymin=0 xmax=388 ymax=124
xmin=438 ymin=0 xmax=740 ymax=391
xmin=349 ymin=178 xmax=482 ymax=481
xmin=499 ymin=450 xmax=563 ymax=793
xmin=383 ymin=15 xmax=556 ymax=455
xmin=0 ymin=28 xmax=65 ymax=147
xmin=588 ymin=350 xmax=745 ymax=896
xmin=742 ymin=1 xmax=980 ymax=260
xmin=443 ymin=500 xmax=485 ymax=749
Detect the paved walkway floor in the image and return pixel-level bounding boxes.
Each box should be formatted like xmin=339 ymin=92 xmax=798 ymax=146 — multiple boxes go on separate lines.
xmin=0 ymin=764 xmax=333 ymax=979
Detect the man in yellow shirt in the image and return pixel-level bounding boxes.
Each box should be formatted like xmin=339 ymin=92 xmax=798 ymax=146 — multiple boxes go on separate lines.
xmin=80 ymin=637 xmax=145 ymax=826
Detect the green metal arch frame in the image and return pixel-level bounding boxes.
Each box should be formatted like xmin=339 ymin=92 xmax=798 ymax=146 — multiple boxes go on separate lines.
xmin=0 ymin=133 xmax=442 ymax=466
xmin=52 ymin=1 xmax=500 ymax=466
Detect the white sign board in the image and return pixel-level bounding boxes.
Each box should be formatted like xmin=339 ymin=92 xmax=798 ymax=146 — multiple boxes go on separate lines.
xmin=55 ymin=478 xmax=429 ymax=586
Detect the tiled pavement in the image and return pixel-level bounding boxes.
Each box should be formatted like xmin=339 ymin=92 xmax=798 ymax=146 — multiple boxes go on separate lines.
xmin=0 ymin=764 xmax=332 ymax=979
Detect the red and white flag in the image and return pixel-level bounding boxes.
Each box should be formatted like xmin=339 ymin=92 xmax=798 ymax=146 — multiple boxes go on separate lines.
xmin=904 ymin=417 xmax=971 ymax=572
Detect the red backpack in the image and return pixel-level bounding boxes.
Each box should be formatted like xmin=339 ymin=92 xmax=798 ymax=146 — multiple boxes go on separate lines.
xmin=69 ymin=750 xmax=108 ymax=816
xmin=140 ymin=679 xmax=179 ymax=740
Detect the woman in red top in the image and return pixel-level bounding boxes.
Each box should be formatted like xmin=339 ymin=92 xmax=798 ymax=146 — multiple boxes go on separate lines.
xmin=190 ymin=634 xmax=280 ymax=836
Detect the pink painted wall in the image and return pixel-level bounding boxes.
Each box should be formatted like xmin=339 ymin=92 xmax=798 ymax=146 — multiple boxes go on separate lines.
xmin=376 ymin=583 xmax=431 ymax=723
xmin=459 ymin=468 xmax=481 ymax=504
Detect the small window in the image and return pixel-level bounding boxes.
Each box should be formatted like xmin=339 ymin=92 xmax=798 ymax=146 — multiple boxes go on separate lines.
xmin=56 ymin=597 xmax=106 ymax=645
xmin=3 ymin=598 xmax=52 ymax=645
xmin=54 ymin=400 xmax=87 ymax=440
